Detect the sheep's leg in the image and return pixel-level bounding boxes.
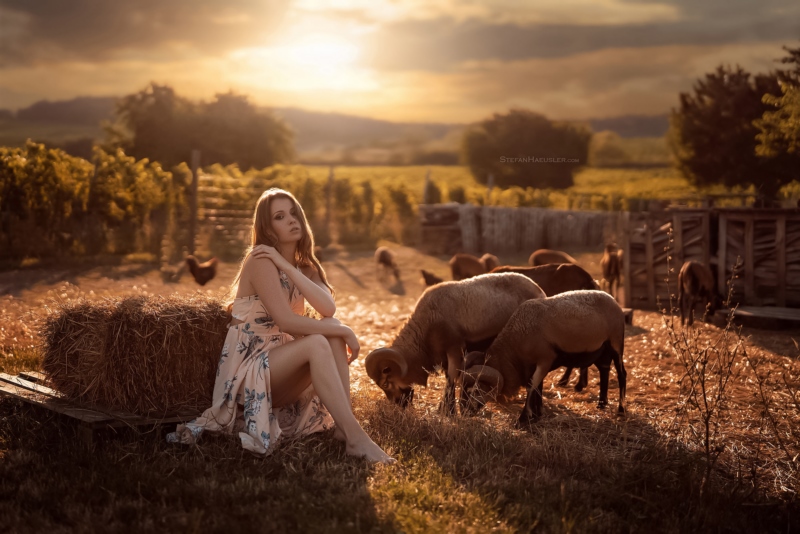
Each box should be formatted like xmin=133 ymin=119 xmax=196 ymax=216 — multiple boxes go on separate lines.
xmin=556 ymin=367 xmax=573 ymax=387
xmin=439 ymin=347 xmax=463 ymax=416
xmin=596 ymin=360 xmax=611 ymax=409
xmin=613 ymin=351 xmax=627 ymax=414
xmin=688 ymin=295 xmax=697 ymax=326
xmin=575 ymin=367 xmax=589 ymax=392
xmin=518 ymin=365 xmax=547 ymax=428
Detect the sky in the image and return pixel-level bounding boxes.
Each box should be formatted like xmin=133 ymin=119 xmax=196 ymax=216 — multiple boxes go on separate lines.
xmin=0 ymin=0 xmax=798 ymax=123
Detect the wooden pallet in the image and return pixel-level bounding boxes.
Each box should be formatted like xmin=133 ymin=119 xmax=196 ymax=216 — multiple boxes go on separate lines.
xmin=714 ymin=306 xmax=800 ymax=330
xmin=0 ymin=371 xmax=197 ymax=445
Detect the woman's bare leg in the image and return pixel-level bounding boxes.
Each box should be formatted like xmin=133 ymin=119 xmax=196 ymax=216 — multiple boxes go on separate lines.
xmin=318 ymin=318 xmax=351 ymax=441
xmin=268 ymin=334 xmax=394 ymax=463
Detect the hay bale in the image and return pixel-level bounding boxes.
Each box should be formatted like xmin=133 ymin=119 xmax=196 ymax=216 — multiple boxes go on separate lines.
xmin=41 ymin=294 xmax=229 ymax=416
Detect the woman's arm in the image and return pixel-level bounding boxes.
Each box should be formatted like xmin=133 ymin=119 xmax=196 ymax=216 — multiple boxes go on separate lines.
xmin=247 ymin=258 xmax=357 ymax=355
xmin=250 ymin=245 xmax=336 ymax=317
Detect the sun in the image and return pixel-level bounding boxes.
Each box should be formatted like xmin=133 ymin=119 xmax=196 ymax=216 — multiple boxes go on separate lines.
xmin=278 ymin=35 xmax=360 ymax=73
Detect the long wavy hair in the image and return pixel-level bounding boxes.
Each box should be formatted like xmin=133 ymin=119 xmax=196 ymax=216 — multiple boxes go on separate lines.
xmin=230 ymin=188 xmax=332 ymax=299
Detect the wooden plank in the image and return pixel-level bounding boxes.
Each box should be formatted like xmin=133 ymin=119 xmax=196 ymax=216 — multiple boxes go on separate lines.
xmin=622 ymin=212 xmax=632 ymax=308
xmin=646 ymin=217 xmax=656 ymax=307
xmin=744 ymin=216 xmax=755 ymax=304
xmin=673 ymin=214 xmax=683 ymax=265
xmin=0 ymin=373 xmax=62 ymax=397
xmin=718 ymin=213 xmax=727 ymax=296
xmin=0 ymin=381 xmax=112 ymax=424
xmin=18 ymin=370 xmax=46 ymax=383
xmin=777 ymin=215 xmax=787 ymax=307
xmin=702 ymin=212 xmax=710 ymax=268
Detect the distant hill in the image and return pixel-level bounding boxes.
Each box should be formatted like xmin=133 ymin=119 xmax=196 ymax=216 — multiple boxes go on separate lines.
xmin=587 ymin=114 xmax=669 ymax=138
xmin=15 ymin=96 xmax=117 ymax=126
xmin=2 ymin=96 xmax=671 ymax=163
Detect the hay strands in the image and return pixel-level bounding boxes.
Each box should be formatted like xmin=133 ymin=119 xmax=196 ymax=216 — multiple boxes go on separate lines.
xmin=0 ymin=370 xmax=196 ymax=446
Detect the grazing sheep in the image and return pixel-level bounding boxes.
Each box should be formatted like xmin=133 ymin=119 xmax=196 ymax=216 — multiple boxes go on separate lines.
xmin=490 ymin=264 xmax=597 ymax=297
xmin=461 ymin=290 xmax=627 ymax=427
xmin=364 ymin=273 xmax=546 ymax=414
xmin=678 ymin=260 xmax=718 ymax=326
xmin=375 ymin=246 xmax=401 ymax=282
xmin=185 ymin=256 xmax=218 ymax=286
xmin=528 ymin=249 xmax=578 ymax=267
xmin=491 ymin=263 xmax=601 ymax=392
xmin=420 ymin=269 xmax=445 ymax=287
xmin=449 ymin=253 xmax=486 ymax=280
xmin=480 ymin=253 xmax=500 ymax=272
xmin=600 ymin=243 xmax=621 ymax=299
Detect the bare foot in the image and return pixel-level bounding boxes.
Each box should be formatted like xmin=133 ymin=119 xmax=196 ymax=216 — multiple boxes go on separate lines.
xmin=333 ymin=426 xmax=346 ymax=442
xmin=346 ymin=439 xmax=396 ymax=464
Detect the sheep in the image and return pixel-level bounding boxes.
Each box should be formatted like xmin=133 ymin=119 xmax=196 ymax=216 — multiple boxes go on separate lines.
xmin=528 ymin=249 xmax=578 ymax=266
xmin=678 ymin=260 xmax=718 ymax=326
xmin=600 ymin=243 xmax=621 ymax=299
xmin=364 ymin=272 xmax=546 ymax=414
xmin=461 ymin=290 xmax=627 ymax=427
xmin=491 ymin=263 xmax=602 ymax=392
xmin=420 ymin=269 xmax=445 ymax=287
xmin=448 ymin=253 xmax=501 ymax=281
xmin=480 ymin=253 xmax=500 ymax=272
xmin=449 ymin=253 xmax=486 ymax=280
xmin=490 ymin=264 xmax=597 ymax=297
xmin=375 ymin=246 xmax=401 ymax=283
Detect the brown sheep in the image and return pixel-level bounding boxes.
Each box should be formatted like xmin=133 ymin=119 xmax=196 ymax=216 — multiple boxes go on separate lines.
xmin=375 ymin=246 xmax=400 ymax=282
xmin=462 ymin=290 xmax=627 ymax=427
xmin=449 ymin=253 xmax=486 ymax=280
xmin=364 ymin=273 xmax=546 ymax=414
xmin=678 ymin=260 xmax=718 ymax=326
xmin=480 ymin=253 xmax=500 ymax=272
xmin=600 ymin=243 xmax=621 ymax=299
xmin=528 ymin=249 xmax=578 ymax=266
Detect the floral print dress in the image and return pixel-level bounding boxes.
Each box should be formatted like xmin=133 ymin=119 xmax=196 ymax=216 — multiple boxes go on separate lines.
xmin=167 ymin=270 xmax=334 ymax=454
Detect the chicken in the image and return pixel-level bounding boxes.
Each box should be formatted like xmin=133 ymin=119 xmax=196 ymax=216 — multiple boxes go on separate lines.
xmin=185 ymin=255 xmax=218 ymax=286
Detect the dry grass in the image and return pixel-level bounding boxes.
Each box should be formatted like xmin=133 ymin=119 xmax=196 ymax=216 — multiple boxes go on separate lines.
xmin=1 ymin=246 xmax=800 ymax=532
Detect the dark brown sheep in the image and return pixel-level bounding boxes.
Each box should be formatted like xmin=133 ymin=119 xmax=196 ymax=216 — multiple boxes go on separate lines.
xmin=528 ymin=249 xmax=578 ymax=267
xmin=678 ymin=260 xmax=718 ymax=326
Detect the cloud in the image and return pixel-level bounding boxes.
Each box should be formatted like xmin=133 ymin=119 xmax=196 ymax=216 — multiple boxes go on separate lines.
xmin=365 ymin=7 xmax=800 ymax=71
xmin=0 ymin=0 xmax=290 ymax=67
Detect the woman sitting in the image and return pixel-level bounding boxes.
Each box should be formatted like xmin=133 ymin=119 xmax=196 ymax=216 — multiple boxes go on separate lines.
xmin=168 ymin=188 xmax=394 ymax=463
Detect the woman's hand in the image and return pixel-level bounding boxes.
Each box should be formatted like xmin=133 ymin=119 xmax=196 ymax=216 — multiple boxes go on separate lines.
xmin=250 ymin=245 xmax=292 ymax=271
xmin=341 ymin=326 xmax=360 ymax=363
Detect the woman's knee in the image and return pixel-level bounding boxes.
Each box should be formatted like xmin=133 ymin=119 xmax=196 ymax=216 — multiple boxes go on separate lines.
xmin=304 ymin=333 xmax=332 ymax=354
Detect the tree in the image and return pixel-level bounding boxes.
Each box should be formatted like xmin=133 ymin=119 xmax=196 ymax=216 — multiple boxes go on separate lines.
xmin=461 ymin=109 xmax=591 ymax=189
xmin=107 ymin=83 xmax=294 ymax=169
xmin=756 ymin=83 xmax=800 ymax=158
xmin=669 ymin=58 xmax=800 ymax=199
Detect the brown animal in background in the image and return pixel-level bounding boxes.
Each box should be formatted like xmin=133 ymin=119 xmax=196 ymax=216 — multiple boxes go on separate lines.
xmin=528 ymin=249 xmax=578 ymax=267
xmin=449 ymin=253 xmax=486 ymax=280
xmin=600 ymin=243 xmax=621 ymax=299
xmin=375 ymin=246 xmax=401 ymax=282
xmin=421 ymin=269 xmax=445 ymax=287
xmin=185 ymin=256 xmax=218 ymax=286
xmin=678 ymin=260 xmax=717 ymax=326
xmin=490 ymin=264 xmax=597 ymax=297
xmin=480 ymin=253 xmax=500 ymax=272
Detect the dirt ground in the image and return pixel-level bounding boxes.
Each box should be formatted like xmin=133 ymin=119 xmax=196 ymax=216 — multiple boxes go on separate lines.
xmin=2 ymin=243 xmax=800 ymax=497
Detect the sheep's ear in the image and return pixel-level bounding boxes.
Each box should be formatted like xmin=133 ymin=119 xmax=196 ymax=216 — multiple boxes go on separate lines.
xmin=365 ymin=347 xmax=408 ymax=380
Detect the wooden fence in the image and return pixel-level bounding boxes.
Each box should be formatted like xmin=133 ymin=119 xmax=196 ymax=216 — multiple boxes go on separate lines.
xmin=419 ymin=203 xmax=624 ymax=256
xmin=717 ymin=209 xmax=800 ymax=307
xmin=621 ymin=209 xmax=711 ymax=309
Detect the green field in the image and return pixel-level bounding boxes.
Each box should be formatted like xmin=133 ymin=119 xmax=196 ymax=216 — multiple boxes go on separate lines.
xmin=0 ymin=120 xmax=103 ymax=146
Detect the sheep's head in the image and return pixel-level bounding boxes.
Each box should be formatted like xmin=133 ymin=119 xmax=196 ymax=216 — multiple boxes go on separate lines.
xmin=461 ymin=363 xmax=504 ymax=416
xmin=365 ymin=347 xmax=414 ymax=407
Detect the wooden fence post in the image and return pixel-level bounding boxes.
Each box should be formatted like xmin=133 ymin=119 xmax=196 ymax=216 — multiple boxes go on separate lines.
xmin=188 ymin=149 xmax=200 ymax=256
xmin=622 ymin=212 xmax=632 ymax=308
xmin=777 ymin=215 xmax=787 ymax=307
xmin=717 ymin=214 xmax=727 ymax=297
xmin=744 ymin=215 xmax=754 ymax=304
